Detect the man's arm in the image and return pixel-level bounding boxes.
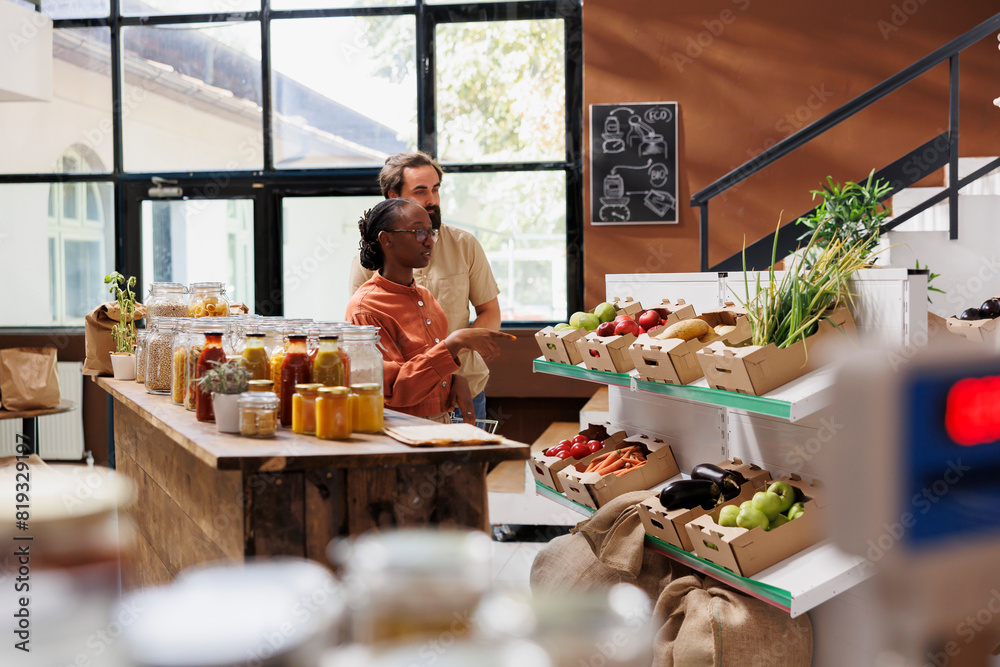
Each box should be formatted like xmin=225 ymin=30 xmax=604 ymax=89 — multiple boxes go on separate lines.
xmin=471 ymin=297 xmax=501 ymax=330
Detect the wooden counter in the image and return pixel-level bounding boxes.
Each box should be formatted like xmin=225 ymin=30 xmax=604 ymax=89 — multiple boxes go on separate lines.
xmin=96 ymin=377 xmax=529 ymax=590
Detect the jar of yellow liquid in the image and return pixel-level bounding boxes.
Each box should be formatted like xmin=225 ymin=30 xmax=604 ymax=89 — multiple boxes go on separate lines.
xmin=350 ymin=383 xmax=383 ymax=433
xmin=291 ymin=383 xmax=322 ymax=436
xmin=313 ymin=335 xmax=345 ymax=387
xmin=242 ymin=333 xmax=270 ymax=380
xmin=316 ymin=387 xmax=352 ymax=440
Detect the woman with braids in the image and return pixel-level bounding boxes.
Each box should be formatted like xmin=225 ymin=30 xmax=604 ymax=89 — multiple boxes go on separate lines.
xmin=346 ymin=198 xmax=515 ymax=424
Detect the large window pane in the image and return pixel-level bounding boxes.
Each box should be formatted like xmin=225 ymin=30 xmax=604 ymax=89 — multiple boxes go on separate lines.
xmin=140 ymin=200 xmax=255 ymax=309
xmin=436 ymin=19 xmax=565 ymax=164
xmin=0 ymin=183 xmax=113 ymax=327
xmin=41 ymin=0 xmax=109 ymax=19
xmin=122 ymin=0 xmax=258 ymax=16
xmin=441 ymin=171 xmax=566 ymax=321
xmin=282 ymin=196 xmax=381 ymax=320
xmin=271 ymin=16 xmax=415 ymax=169
xmin=122 ymin=23 xmax=263 ymax=172
xmin=0 ymin=28 xmax=112 ymax=175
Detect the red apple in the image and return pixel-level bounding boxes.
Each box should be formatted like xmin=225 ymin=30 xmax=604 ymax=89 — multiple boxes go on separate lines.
xmin=613 ymin=314 xmax=633 ymax=324
xmin=614 ymin=319 xmax=642 ymax=337
xmin=638 ymin=309 xmax=662 ymax=331
xmin=596 ymin=321 xmax=616 ymax=337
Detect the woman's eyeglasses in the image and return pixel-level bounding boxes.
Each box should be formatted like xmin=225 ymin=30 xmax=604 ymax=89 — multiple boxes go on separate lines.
xmin=385 ymin=228 xmax=439 ymax=243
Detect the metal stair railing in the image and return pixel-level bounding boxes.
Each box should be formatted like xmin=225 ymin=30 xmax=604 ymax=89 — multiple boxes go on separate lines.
xmin=691 ymin=12 xmax=1000 ymax=272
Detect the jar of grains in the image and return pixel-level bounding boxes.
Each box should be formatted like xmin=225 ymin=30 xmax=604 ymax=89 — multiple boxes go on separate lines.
xmin=145 ymin=317 xmax=182 ymax=395
xmin=145 ymin=282 xmax=188 ymax=323
xmin=134 ymin=330 xmax=148 ymax=385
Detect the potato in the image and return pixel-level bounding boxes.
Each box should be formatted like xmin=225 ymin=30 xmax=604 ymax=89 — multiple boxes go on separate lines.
xmin=655 ymin=318 xmax=713 ymax=341
xmin=714 ymin=324 xmax=736 ymax=336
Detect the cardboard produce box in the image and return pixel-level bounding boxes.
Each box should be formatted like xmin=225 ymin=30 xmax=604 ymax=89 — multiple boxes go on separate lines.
xmin=638 ymin=459 xmax=770 ymax=551
xmin=696 ymin=307 xmax=856 ymax=396
xmin=535 ymin=326 xmax=586 ymax=365
xmin=631 ymin=305 xmax=752 ymax=385
xmin=685 ymin=475 xmax=826 ymax=578
xmin=576 ymin=330 xmax=638 ymax=374
xmin=640 ymin=298 xmax=697 ymax=328
xmin=945 ymin=314 xmax=1000 ymax=349
xmin=609 ymin=296 xmax=644 ymax=319
xmin=529 ymin=424 xmax=625 ymax=494
xmin=558 ymin=436 xmax=680 ymax=510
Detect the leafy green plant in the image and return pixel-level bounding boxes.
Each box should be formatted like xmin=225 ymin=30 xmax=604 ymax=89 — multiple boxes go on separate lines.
xmin=915 ymin=259 xmax=945 ymax=304
xmin=743 ymin=221 xmax=878 ymax=349
xmin=795 ymin=170 xmax=892 ymax=265
xmin=197 ymin=359 xmax=251 ymax=395
xmin=104 ymin=271 xmax=138 ymax=354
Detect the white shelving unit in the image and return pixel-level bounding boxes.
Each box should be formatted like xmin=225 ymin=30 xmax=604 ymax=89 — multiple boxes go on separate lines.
xmin=532 ymin=270 xmax=927 ymax=634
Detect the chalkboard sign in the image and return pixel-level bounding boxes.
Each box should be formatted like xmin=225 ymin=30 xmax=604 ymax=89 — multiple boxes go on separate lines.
xmin=590 ymin=102 xmax=678 ymax=225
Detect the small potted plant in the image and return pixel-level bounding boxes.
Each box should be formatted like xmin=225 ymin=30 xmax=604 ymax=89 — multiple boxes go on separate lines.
xmin=196 ymin=359 xmax=251 ymax=433
xmin=105 ymin=271 xmax=139 ymax=380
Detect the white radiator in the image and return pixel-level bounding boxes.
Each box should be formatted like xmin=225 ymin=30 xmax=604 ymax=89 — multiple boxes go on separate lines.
xmin=0 ymin=361 xmax=85 ymax=460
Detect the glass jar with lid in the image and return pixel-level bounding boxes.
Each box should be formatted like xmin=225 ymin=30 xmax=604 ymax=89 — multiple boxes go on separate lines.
xmin=187 ymin=281 xmax=231 ymax=318
xmin=350 ymin=383 xmax=383 ymax=433
xmin=312 ymin=335 xmax=345 ymax=387
xmin=195 ymin=331 xmax=227 ymax=422
xmin=180 ymin=319 xmax=222 ymax=411
xmin=169 ymin=318 xmax=194 ymax=405
xmin=292 ymin=383 xmax=322 ymax=435
xmin=341 ymin=325 xmax=382 ymax=391
xmin=145 ymin=282 xmax=188 ymax=322
xmin=316 ymin=386 xmax=351 ymax=440
xmin=279 ymin=334 xmax=312 ymax=427
xmin=330 ymin=529 xmax=493 ymax=647
xmin=145 ymin=317 xmax=182 ymax=395
xmin=238 ymin=391 xmax=279 ymax=438
xmin=134 ymin=330 xmax=148 ymax=385
xmin=242 ymin=332 xmax=270 ymax=380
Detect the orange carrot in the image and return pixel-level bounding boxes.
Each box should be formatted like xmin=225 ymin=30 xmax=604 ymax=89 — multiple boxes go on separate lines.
xmin=599 ymin=458 xmax=626 ymax=475
xmin=614 ymin=462 xmax=646 ymax=476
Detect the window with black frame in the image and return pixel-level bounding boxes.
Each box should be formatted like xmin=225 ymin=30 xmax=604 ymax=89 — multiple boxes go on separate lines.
xmin=0 ymin=0 xmax=581 ymax=328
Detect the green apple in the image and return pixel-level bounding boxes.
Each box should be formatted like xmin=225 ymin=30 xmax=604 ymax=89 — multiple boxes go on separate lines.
xmin=736 ymin=507 xmax=769 ymax=531
xmin=568 ymin=311 xmax=588 ymax=328
xmin=751 ymin=491 xmax=782 ymax=522
xmin=765 ymin=515 xmax=790 ymax=531
xmin=718 ymin=505 xmax=740 ymax=527
xmin=578 ymin=313 xmax=600 ymax=331
xmin=767 ymin=481 xmax=797 ymax=513
xmin=553 ymin=322 xmax=573 ymax=331
xmin=739 ymin=500 xmax=753 ymax=511
xmin=787 ymin=502 xmax=805 ymax=520
xmin=593 ymin=302 xmax=617 ymax=323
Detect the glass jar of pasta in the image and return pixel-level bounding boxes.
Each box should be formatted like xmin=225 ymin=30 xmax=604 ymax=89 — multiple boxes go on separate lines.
xmin=238 ymin=391 xmax=279 ymax=438
xmin=134 ymin=330 xmax=148 ymax=385
xmin=187 ymin=282 xmax=231 ymax=318
xmin=146 ymin=282 xmax=188 ymax=323
xmin=145 ymin=317 xmax=182 ymax=395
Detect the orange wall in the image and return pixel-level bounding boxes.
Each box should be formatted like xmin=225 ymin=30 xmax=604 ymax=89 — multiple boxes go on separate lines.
xmin=582 ymin=0 xmax=1000 ymax=306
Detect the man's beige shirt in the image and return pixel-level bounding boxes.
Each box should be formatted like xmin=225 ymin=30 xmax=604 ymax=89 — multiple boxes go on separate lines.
xmin=348 ymin=224 xmax=500 ymax=397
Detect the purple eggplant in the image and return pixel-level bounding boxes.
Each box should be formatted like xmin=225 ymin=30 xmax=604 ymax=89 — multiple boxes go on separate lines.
xmin=690 ymin=463 xmax=747 ymax=500
xmin=658 ymin=479 xmax=721 ymax=511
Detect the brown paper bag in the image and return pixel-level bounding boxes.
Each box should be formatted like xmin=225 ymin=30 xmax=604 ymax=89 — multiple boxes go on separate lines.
xmin=0 ymin=348 xmax=61 ymax=411
xmin=83 ymin=301 xmax=147 ymax=376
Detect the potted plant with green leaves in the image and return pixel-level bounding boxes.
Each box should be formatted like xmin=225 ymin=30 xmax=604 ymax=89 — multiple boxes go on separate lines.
xmin=105 ymin=271 xmax=139 ymax=380
xmin=196 ymin=358 xmax=251 ymax=433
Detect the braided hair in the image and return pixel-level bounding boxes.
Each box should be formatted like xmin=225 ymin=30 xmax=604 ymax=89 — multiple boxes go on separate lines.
xmin=358 ymin=198 xmax=417 ymax=271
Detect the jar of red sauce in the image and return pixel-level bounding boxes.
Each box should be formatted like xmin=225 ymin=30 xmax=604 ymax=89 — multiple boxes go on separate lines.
xmin=195 ymin=331 xmax=227 ymax=422
xmin=280 ymin=334 xmax=311 ymax=428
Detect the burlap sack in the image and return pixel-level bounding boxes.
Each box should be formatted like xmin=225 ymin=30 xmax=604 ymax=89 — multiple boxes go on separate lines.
xmin=0 ymin=348 xmax=61 ymax=411
xmin=531 ymin=491 xmax=690 ymax=600
xmin=83 ymin=301 xmax=147 ymax=376
xmin=653 ymin=574 xmax=813 ymax=666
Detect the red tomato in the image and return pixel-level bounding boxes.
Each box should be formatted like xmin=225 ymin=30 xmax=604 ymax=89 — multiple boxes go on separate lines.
xmin=571 ymin=434 xmax=589 ymax=445
xmin=569 ymin=443 xmax=590 ymax=459
xmin=558 ymin=439 xmax=573 ymax=448
xmin=587 ymin=440 xmax=603 ymax=453
xmin=554 ymin=450 xmax=572 ymax=459
xmin=546 ymin=443 xmax=570 ymax=457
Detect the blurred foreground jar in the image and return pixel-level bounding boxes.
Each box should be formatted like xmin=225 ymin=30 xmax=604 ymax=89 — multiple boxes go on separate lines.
xmin=475 ymin=584 xmax=655 ymax=667
xmin=239 ymin=391 xmax=279 ymax=438
xmin=330 ymin=529 xmax=492 ymax=648
xmin=316 ymin=386 xmax=351 ymax=440
xmin=122 ymin=558 xmax=345 ymax=667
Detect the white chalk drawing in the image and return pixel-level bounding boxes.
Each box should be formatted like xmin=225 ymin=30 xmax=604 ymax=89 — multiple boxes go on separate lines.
xmin=590 ymin=101 xmax=678 ymax=224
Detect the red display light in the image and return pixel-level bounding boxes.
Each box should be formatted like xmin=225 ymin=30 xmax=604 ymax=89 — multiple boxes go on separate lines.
xmin=945 ymin=375 xmax=1000 ymax=447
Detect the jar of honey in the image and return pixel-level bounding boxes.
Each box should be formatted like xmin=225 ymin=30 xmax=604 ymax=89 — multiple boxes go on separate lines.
xmin=350 ymin=382 xmax=383 ymax=433
xmin=316 ymin=386 xmax=352 ymax=440
xmin=313 ymin=335 xmax=345 ymax=387
xmin=292 ymin=383 xmax=322 ymax=435
xmin=238 ymin=391 xmax=279 ymax=438
xmin=242 ymin=332 xmax=270 ymax=380
xmin=280 ymin=335 xmax=312 ymax=427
